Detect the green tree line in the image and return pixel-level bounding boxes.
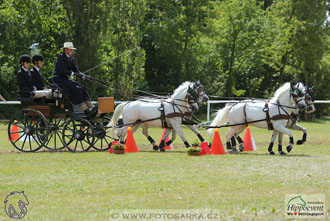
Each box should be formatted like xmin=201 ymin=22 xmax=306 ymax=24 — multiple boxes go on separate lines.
xmin=1 ymin=0 xmax=329 ymax=118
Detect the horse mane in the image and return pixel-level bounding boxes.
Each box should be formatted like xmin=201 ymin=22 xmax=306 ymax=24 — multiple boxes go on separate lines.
xmin=270 ymin=82 xmax=291 ymax=102
xmin=295 ymin=82 xmax=306 ymax=92
xmin=171 ymin=81 xmax=193 ymax=99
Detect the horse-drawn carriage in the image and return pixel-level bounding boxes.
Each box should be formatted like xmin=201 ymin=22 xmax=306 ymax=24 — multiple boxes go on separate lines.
xmin=7 ymin=82 xmax=115 ymax=152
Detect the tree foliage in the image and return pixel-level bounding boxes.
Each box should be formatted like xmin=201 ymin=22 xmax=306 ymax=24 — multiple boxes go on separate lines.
xmin=0 ymin=0 xmax=330 ymax=117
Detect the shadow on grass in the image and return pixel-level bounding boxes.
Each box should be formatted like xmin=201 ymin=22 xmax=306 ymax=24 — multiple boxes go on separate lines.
xmin=240 ymin=152 xmax=316 ymax=157
xmin=0 ymin=149 xmax=319 ymax=157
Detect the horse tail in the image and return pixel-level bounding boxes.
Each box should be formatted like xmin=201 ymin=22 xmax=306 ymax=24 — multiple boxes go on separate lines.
xmin=206 ymin=106 xmax=231 ymax=137
xmin=107 ymin=102 xmax=127 ymax=138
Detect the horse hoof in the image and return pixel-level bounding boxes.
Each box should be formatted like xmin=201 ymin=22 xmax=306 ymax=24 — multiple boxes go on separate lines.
xmin=239 ymin=146 xmax=244 ymax=152
xmin=296 ymin=140 xmax=303 ymax=145
xmin=160 ymin=148 xmax=165 ymax=152
xmin=153 ymin=145 xmax=159 ymax=150
xmin=269 ymin=151 xmax=275 ymax=155
xmin=286 ymin=146 xmax=293 ymax=153
xmin=228 ymin=148 xmax=239 ymax=154
xmin=279 ymin=151 xmax=286 ymax=155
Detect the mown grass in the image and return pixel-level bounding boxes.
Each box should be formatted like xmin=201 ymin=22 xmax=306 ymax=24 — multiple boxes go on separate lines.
xmin=0 ymin=119 xmax=329 ymax=220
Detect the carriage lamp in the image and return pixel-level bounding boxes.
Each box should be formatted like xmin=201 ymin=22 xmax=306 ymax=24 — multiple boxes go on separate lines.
xmin=14 ymin=120 xmax=18 ymax=124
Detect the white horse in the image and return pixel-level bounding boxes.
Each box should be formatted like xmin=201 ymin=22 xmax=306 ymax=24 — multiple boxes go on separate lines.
xmin=107 ymin=81 xmax=209 ymax=151
xmin=207 ymin=82 xmax=308 ymax=154
xmin=268 ymin=83 xmax=316 ymax=154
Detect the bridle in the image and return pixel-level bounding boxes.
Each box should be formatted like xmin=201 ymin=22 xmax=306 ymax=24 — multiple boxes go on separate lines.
xmin=290 ymin=87 xmax=308 ymax=110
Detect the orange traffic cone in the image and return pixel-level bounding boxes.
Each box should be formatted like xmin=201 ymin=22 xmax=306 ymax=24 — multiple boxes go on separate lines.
xmin=158 ymin=128 xmax=173 ymax=150
xmin=243 ymin=126 xmax=254 ymax=151
xmin=200 ymin=142 xmax=211 ymax=155
xmin=211 ymin=129 xmax=226 ymax=155
xmin=8 ymin=125 xmax=19 ymax=141
xmin=109 ymin=141 xmax=120 ymax=154
xmin=125 ymin=127 xmax=139 ymax=153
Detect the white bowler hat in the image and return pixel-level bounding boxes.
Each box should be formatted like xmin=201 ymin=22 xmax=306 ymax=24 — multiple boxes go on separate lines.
xmin=62 ymin=42 xmax=76 ymax=50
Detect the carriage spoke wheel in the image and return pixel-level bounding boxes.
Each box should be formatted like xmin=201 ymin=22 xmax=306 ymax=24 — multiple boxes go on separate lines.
xmin=8 ymin=109 xmax=48 ymax=152
xmin=62 ymin=119 xmax=95 ymax=152
xmin=91 ymin=117 xmax=115 ymax=151
xmin=43 ymin=118 xmax=67 ymax=151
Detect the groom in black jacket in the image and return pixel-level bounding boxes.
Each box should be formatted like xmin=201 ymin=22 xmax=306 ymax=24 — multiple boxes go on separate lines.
xmin=17 ymin=54 xmax=35 ymax=97
xmin=52 ymin=42 xmax=97 ymax=117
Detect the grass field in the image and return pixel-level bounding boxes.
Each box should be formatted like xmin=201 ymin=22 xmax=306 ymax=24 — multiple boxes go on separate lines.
xmin=0 ymin=118 xmax=329 ymax=220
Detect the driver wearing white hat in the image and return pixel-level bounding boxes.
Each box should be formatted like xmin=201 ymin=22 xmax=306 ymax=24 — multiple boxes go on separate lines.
xmin=52 ymin=42 xmax=97 ymax=117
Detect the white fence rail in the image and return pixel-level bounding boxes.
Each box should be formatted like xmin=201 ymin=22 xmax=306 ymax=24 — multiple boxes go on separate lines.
xmin=1 ymin=100 xmax=330 ymax=122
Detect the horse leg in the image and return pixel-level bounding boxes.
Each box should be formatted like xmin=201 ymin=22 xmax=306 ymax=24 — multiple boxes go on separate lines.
xmin=187 ymin=125 xmax=204 ymax=142
xmin=119 ymin=126 xmax=128 ymax=144
xmin=274 ymin=124 xmax=294 ymax=153
xmin=277 ymin=132 xmax=286 ymax=155
xmin=142 ymin=124 xmax=159 ymax=150
xmin=268 ymin=131 xmax=278 ymax=155
xmin=226 ymin=126 xmax=245 ymax=154
xmin=231 ymin=136 xmax=237 ymax=150
xmin=159 ymin=129 xmax=172 ymax=152
xmin=164 ymin=129 xmax=175 ymax=147
xmin=231 ymin=134 xmax=243 ymax=152
xmin=168 ymin=119 xmax=190 ymax=148
xmin=292 ymin=124 xmax=307 ymax=145
xmin=236 ymin=135 xmax=244 ymax=152
xmin=131 ymin=124 xmax=140 ymax=133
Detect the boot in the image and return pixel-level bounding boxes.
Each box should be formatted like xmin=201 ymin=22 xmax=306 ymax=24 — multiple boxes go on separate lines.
xmin=85 ymin=100 xmax=94 ymax=108
xmin=79 ymin=102 xmax=88 ymax=112
xmin=84 ymin=106 xmax=98 ymax=118
xmin=79 ymin=102 xmax=97 ymax=117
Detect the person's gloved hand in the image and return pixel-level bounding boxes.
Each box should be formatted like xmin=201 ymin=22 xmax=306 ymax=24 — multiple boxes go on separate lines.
xmin=73 ymin=72 xmax=83 ymax=77
xmin=80 ymin=72 xmax=90 ymax=80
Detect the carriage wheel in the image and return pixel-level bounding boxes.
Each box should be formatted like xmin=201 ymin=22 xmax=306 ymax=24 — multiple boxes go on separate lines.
xmin=43 ymin=118 xmax=67 ymax=151
xmin=62 ymin=119 xmax=95 ymax=152
xmin=8 ymin=109 xmax=48 ymax=152
xmin=91 ymin=117 xmax=115 ymax=151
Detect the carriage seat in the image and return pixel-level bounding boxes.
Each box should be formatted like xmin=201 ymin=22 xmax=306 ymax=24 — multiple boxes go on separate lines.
xmin=33 ymin=89 xmax=53 ymax=99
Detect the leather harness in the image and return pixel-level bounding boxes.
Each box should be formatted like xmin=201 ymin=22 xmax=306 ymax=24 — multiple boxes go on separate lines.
xmin=239 ymin=100 xmax=292 ymax=130
xmin=158 ymin=99 xmax=190 ymax=128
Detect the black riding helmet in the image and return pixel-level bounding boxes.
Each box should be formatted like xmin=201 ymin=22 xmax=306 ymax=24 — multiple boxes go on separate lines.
xmin=32 ymin=54 xmax=44 ymax=64
xmin=19 ymin=54 xmax=31 ymax=64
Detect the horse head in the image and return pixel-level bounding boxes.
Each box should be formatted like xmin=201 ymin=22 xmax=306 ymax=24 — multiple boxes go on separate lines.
xmin=290 ymin=83 xmax=308 ymax=110
xmin=186 ymin=81 xmax=209 ymax=111
xmin=303 ymin=84 xmax=316 ymax=113
xmin=293 ymin=82 xmax=316 ymax=113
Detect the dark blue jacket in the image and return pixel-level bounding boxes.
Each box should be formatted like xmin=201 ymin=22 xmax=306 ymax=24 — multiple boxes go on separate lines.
xmin=17 ymin=68 xmax=34 ymax=97
xmin=31 ymin=66 xmax=45 ymax=90
xmin=52 ymin=52 xmax=79 ymax=79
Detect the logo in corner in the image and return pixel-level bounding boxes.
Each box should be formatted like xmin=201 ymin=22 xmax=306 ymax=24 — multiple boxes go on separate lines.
xmin=287 ymin=195 xmax=306 ymax=206
xmin=4 ymin=191 xmax=29 ymax=219
xmin=285 ymin=194 xmax=325 ymax=218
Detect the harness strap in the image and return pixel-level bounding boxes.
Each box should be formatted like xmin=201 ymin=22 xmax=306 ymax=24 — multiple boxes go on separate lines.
xmin=243 ymin=103 xmax=248 ymax=126
xmin=158 ymin=99 xmax=168 ymax=128
xmin=264 ymin=101 xmax=274 ymax=130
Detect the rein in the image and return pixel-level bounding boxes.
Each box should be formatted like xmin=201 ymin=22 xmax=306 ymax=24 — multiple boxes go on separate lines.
xmin=206 ymin=99 xmax=296 ymax=130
